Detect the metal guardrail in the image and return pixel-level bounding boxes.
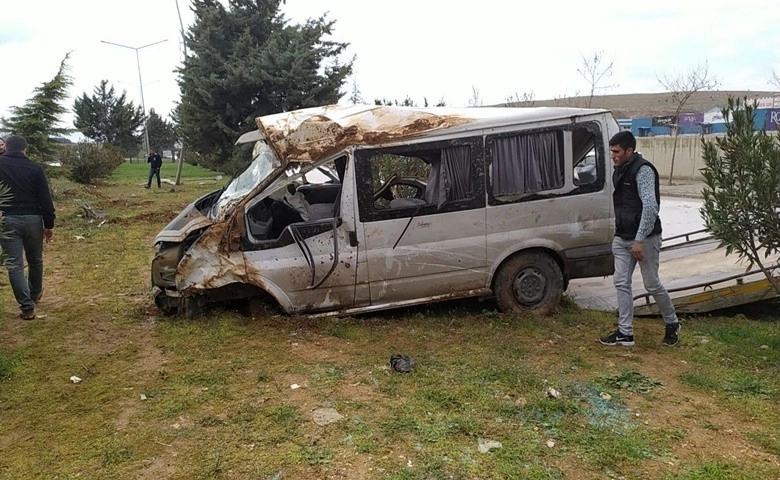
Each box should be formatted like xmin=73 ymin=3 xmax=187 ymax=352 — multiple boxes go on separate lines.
xmin=660 ymin=228 xmax=713 ymax=250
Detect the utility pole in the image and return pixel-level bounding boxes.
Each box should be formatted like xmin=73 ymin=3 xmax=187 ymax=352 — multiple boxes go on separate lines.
xmin=100 ymin=39 xmax=167 ymax=157
xmin=174 ymin=0 xmax=188 ymax=186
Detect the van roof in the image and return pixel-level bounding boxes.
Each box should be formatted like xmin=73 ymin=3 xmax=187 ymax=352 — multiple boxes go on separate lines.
xmin=249 ymin=104 xmax=610 ymax=163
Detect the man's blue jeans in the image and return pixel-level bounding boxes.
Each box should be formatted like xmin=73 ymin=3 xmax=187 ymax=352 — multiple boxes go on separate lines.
xmin=1 ymin=215 xmax=44 ymax=313
xmin=613 ymin=235 xmax=678 ymax=335
xmin=147 ymin=166 xmax=161 ymax=187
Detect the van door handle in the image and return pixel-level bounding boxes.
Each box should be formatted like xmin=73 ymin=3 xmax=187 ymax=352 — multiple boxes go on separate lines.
xmin=348 ymin=231 xmax=359 ymax=247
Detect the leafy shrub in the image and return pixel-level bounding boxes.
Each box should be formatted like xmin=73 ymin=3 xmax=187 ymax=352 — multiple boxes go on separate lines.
xmin=59 ymin=142 xmax=125 ymax=184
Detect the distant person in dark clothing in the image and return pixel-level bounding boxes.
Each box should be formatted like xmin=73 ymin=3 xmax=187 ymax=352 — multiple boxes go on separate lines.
xmin=0 ymin=135 xmax=56 ymax=320
xmin=145 ymin=149 xmax=163 ymax=188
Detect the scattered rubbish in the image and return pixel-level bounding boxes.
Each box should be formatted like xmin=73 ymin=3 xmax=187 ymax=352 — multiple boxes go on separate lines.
xmin=290 ymin=383 xmax=300 ymax=389
xmin=546 ymin=439 xmax=556 ymax=448
xmin=390 ymin=354 xmax=414 ymax=373
xmin=600 ymin=392 xmax=612 ymax=401
xmin=312 ymin=407 xmax=343 ymax=426
xmin=477 ymin=438 xmax=502 ymax=453
xmin=74 ymin=235 xmax=85 ymax=241
xmin=140 ymin=394 xmax=148 ymax=401
xmin=760 ymin=345 xmax=769 ymax=350
xmin=80 ymin=202 xmax=108 ymax=221
xmin=70 ymin=376 xmax=82 ymax=384
xmin=547 ymin=387 xmax=562 ymax=399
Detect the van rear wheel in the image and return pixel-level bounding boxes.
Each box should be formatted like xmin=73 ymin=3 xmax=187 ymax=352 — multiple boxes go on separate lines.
xmin=494 ymin=252 xmax=563 ymax=316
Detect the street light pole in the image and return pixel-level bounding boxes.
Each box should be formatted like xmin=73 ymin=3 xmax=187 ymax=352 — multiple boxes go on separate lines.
xmin=100 ymin=39 xmax=167 ymax=157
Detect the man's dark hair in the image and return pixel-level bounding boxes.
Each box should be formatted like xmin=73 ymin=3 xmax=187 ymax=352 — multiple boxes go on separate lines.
xmin=609 ymin=131 xmax=636 ymax=151
xmin=4 ymin=135 xmax=27 ymax=153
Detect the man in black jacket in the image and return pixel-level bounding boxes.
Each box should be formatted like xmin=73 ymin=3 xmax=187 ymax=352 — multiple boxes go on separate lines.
xmin=599 ymin=131 xmax=680 ymax=347
xmin=0 ymin=135 xmax=56 ymax=320
xmin=145 ymin=149 xmax=163 ymax=188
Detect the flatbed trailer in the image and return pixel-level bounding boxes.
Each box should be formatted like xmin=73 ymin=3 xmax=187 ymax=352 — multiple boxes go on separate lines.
xmin=566 ymin=229 xmax=780 ymax=315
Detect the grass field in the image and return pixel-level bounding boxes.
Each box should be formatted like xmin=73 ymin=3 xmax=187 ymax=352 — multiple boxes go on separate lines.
xmin=0 ymin=163 xmax=778 ymax=479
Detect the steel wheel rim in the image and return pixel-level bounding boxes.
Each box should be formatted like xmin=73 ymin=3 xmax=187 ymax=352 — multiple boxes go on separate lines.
xmin=512 ymin=267 xmax=547 ymax=305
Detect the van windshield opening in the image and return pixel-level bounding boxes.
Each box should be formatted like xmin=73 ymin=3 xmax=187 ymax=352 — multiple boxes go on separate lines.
xmin=209 ymin=141 xmax=282 ymax=220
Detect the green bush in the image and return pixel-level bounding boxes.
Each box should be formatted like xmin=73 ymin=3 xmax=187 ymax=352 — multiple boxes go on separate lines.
xmin=60 ymin=143 xmax=125 ymax=184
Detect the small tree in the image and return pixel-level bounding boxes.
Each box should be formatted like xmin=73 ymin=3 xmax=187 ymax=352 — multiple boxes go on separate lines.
xmin=657 ymin=62 xmax=719 ymax=185
xmin=577 ymin=50 xmax=617 ymax=108
xmin=505 ymin=91 xmax=535 ymax=107
xmin=468 ymin=85 xmax=483 ymax=107
xmin=770 ymin=68 xmax=780 ymax=90
xmin=700 ymin=97 xmax=780 ymax=295
xmin=146 ymin=109 xmax=177 ymax=160
xmin=60 ymin=143 xmax=125 ymax=184
xmin=73 ymin=80 xmax=144 ymax=156
xmin=1 ymin=53 xmax=73 ymax=163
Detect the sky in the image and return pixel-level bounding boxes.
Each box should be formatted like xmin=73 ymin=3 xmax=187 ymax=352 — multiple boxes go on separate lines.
xmin=2 ymin=0 xmax=779 ymax=130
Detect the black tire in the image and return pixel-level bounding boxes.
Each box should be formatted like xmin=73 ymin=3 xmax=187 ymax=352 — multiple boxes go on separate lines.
xmin=494 ymin=252 xmax=563 ymax=316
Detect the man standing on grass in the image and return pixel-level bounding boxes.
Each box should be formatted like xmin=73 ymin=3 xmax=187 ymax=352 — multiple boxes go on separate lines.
xmin=0 ymin=135 xmax=55 ymax=320
xmin=145 ymin=149 xmax=163 ymax=189
xmin=599 ymin=131 xmax=681 ymax=347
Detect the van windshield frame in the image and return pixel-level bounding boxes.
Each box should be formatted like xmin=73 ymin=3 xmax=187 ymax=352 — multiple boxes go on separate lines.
xmin=209 ymin=141 xmax=283 ymax=220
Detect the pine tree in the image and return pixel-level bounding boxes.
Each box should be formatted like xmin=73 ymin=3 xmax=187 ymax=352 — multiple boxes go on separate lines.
xmin=73 ymin=80 xmax=145 ymax=156
xmin=700 ymin=97 xmax=780 ymax=295
xmin=1 ymin=54 xmax=73 ymax=162
xmin=177 ymin=0 xmax=353 ymax=171
xmin=146 ymin=109 xmax=177 ymax=157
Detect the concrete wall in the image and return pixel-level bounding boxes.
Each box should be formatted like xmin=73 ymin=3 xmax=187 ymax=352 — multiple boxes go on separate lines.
xmin=637 ymin=131 xmax=779 ymax=181
xmin=636 ymin=135 xmax=713 ymax=181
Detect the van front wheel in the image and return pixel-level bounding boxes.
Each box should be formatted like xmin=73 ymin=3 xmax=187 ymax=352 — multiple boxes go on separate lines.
xmin=494 ymin=252 xmax=563 ymax=316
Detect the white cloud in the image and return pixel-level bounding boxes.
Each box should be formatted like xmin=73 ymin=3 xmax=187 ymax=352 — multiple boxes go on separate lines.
xmin=2 ymin=0 xmax=779 ymax=132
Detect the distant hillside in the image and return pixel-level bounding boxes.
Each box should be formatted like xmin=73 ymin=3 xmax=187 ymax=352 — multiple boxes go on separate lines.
xmin=503 ymin=90 xmax=779 ymax=119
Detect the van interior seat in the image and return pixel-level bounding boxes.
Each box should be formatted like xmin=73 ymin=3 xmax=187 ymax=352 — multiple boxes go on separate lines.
xmin=307 ymin=202 xmax=335 ymax=220
xmin=297 ymin=183 xmax=341 ymax=205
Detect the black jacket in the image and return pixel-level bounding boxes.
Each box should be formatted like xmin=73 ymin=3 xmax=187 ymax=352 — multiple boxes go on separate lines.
xmin=0 ymin=152 xmax=56 ymax=229
xmin=148 ymin=153 xmax=162 ymax=169
xmin=612 ymin=153 xmax=661 ymax=241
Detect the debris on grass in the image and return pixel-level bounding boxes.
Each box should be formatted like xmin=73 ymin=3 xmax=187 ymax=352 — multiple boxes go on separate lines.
xmin=477 ymin=438 xmax=502 ymax=453
xmin=69 ymin=375 xmax=82 ymax=384
xmin=547 ymin=387 xmax=562 ymax=399
xmin=312 ymin=408 xmax=343 ymax=426
xmin=390 ymin=354 xmax=414 ymax=373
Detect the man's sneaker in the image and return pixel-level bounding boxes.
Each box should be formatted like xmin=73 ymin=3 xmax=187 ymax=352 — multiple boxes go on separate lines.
xmin=19 ymin=309 xmax=36 ymax=321
xmin=599 ymin=329 xmax=635 ymax=346
xmin=663 ymin=322 xmax=681 ymax=346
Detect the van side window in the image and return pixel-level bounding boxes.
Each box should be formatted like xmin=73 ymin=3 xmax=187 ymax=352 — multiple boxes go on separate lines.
xmin=488 ymin=123 xmax=605 ymax=204
xmin=355 ymin=139 xmax=484 ymax=222
xmin=572 ymin=127 xmax=598 ymax=186
xmin=491 ymin=131 xmax=564 ymax=196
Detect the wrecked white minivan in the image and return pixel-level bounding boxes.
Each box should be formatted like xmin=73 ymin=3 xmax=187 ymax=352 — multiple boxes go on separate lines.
xmin=151 ymin=104 xmax=617 ymax=317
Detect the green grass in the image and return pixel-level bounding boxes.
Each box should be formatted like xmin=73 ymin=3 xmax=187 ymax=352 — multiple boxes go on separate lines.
xmin=110 ymin=159 xmax=224 ymax=181
xmin=0 ymin=167 xmax=778 ymax=479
